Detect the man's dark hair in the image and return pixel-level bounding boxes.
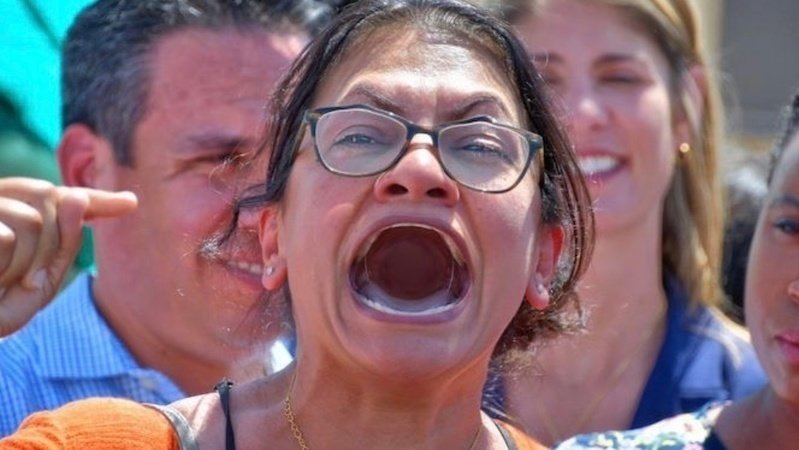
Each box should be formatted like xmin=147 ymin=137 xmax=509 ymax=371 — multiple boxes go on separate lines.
xmin=62 ymin=0 xmax=332 ymax=165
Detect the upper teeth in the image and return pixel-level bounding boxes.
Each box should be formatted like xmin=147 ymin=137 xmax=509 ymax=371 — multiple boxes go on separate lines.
xmin=232 ymin=261 xmax=263 ymax=276
xmin=578 ymin=156 xmax=619 ymax=175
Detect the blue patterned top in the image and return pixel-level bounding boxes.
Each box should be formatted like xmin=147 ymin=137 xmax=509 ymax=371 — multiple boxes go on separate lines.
xmin=555 ymin=402 xmax=728 ymax=449
xmin=0 ymin=273 xmax=185 ymax=436
xmin=483 ymin=276 xmax=766 ymax=429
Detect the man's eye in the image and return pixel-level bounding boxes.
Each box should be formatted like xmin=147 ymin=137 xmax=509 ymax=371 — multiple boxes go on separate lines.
xmin=222 ymin=153 xmax=246 ymax=166
xmin=199 ymin=150 xmax=232 ymax=162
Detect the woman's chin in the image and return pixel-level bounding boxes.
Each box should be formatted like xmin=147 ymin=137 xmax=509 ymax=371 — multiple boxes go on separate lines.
xmin=346 ymin=339 xmax=486 ymax=384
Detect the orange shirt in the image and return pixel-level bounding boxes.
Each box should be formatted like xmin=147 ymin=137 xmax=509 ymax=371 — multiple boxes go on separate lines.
xmin=0 ymin=398 xmax=178 ymax=449
xmin=0 ymin=397 xmax=547 ymax=450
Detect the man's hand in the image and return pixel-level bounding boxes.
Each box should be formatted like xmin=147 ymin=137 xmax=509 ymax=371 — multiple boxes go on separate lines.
xmin=0 ymin=178 xmax=137 ymax=337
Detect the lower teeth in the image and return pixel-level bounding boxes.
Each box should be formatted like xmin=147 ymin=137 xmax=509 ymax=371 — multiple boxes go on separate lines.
xmin=358 ymin=293 xmax=457 ymax=316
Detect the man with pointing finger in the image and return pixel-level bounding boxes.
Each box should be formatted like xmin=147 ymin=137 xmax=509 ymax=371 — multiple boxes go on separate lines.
xmin=0 ymin=0 xmax=330 ymax=435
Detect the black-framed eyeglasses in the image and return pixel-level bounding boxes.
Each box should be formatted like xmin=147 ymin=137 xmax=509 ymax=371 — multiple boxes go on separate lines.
xmin=302 ymin=104 xmax=543 ymax=193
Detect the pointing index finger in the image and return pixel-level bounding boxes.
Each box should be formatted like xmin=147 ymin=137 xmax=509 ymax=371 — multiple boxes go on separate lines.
xmin=58 ymin=187 xmax=138 ymax=220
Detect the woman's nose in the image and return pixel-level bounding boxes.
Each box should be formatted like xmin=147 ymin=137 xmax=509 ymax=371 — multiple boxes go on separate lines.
xmin=558 ymin=81 xmax=609 ymax=135
xmin=372 ymin=135 xmax=460 ymax=206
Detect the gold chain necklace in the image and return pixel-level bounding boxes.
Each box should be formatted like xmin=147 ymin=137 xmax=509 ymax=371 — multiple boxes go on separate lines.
xmin=282 ymin=371 xmax=310 ymax=450
xmin=282 ymin=372 xmax=483 ymax=449
xmin=535 ymin=314 xmax=664 ymax=444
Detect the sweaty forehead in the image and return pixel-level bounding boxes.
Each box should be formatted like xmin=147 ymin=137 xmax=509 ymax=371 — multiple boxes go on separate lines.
xmin=315 ymin=29 xmax=521 ymax=123
xmin=353 ymin=26 xmax=497 ymax=70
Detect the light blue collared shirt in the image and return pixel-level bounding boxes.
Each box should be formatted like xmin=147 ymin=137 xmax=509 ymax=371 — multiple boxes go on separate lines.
xmin=0 ymin=272 xmax=185 ymax=436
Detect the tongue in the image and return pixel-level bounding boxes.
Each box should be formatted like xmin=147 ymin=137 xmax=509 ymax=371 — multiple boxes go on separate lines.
xmin=352 ymin=227 xmax=463 ymax=312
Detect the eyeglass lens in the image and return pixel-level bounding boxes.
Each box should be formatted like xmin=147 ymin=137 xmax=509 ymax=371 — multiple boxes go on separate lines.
xmin=313 ymin=108 xmax=530 ymax=192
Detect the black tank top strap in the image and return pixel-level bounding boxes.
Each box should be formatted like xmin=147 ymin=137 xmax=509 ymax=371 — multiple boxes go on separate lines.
xmin=214 ymin=379 xmax=237 ymax=450
xmin=495 ymin=420 xmax=518 ymax=450
xmin=493 ymin=418 xmax=549 ymax=450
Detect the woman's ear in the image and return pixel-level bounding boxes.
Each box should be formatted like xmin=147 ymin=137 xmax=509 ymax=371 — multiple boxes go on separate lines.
xmin=259 ymin=206 xmax=287 ymax=291
xmin=525 ymin=224 xmax=565 ymax=310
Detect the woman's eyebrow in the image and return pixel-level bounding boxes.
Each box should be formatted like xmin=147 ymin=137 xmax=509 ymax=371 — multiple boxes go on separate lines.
xmin=346 ymin=84 xmax=404 ymax=114
xmin=769 ymin=194 xmax=799 ymax=209
xmin=450 ymin=95 xmax=511 ymax=121
xmin=593 ymin=53 xmax=649 ymax=67
xmin=530 ymin=51 xmax=645 ymax=67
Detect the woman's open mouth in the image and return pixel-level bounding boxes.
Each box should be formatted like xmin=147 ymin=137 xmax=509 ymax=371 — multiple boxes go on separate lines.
xmin=350 ymin=224 xmax=470 ymax=318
